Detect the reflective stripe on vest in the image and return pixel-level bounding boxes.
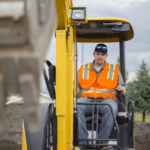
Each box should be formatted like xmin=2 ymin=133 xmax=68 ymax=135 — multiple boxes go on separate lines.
xmin=83 ymin=63 xmax=90 ymax=80
xmin=107 ymin=64 xmax=115 ymax=80
xmin=96 ymin=89 xmax=116 ymax=94
xmin=82 ymin=88 xmax=94 ymax=93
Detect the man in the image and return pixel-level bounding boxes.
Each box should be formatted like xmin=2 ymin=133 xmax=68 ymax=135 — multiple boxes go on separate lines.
xmin=77 ymin=43 xmax=126 ymax=148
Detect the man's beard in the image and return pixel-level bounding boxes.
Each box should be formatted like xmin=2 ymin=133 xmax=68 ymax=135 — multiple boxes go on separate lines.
xmin=95 ymin=61 xmax=103 ymax=66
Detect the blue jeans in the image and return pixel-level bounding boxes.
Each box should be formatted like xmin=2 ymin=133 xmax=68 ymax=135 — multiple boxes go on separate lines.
xmin=77 ymin=97 xmax=118 ymax=144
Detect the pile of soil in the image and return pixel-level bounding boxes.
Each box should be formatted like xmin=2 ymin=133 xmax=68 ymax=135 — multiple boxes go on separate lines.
xmin=1 ymin=103 xmax=150 ymax=150
xmin=134 ymin=121 xmax=150 ymax=150
xmin=0 ymin=139 xmax=21 ymax=150
xmin=0 ymin=103 xmax=23 ymax=150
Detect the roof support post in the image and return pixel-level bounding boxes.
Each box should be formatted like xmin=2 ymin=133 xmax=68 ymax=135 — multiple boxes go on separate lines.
xmin=119 ymin=38 xmax=126 ymax=106
xmin=56 ymin=30 xmax=67 ymax=150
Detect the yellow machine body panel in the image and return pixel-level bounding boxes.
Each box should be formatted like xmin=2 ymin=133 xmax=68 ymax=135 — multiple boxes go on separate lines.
xmin=22 ymin=121 xmax=27 ymax=150
xmin=56 ymin=27 xmax=76 ymax=150
xmin=55 ymin=1 xmax=77 ymax=150
xmin=76 ymin=17 xmax=134 ymax=43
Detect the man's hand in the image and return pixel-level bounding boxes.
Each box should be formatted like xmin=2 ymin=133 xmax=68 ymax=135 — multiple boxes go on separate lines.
xmin=77 ymin=87 xmax=80 ymax=94
xmin=116 ymin=85 xmax=126 ymax=95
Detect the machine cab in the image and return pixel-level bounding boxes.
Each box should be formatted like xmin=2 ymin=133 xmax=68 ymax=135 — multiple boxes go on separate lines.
xmin=73 ymin=17 xmax=134 ymax=150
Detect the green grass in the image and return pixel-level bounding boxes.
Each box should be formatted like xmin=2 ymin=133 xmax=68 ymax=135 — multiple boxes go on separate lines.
xmin=134 ymin=113 xmax=150 ymax=123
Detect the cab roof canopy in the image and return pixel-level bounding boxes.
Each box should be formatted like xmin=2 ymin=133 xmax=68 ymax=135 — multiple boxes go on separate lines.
xmin=76 ymin=18 xmax=134 ymax=43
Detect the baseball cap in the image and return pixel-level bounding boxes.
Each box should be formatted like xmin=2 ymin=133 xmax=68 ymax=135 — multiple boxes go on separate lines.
xmin=94 ymin=44 xmax=107 ymax=54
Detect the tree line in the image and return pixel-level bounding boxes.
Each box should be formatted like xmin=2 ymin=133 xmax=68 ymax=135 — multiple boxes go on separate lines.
xmin=116 ymin=57 xmax=150 ymax=122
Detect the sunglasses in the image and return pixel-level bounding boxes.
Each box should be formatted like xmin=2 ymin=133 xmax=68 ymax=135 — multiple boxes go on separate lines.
xmin=96 ymin=46 xmax=107 ymax=51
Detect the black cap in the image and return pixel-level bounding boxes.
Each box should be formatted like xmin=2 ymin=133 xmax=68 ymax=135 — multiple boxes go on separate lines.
xmin=94 ymin=44 xmax=107 ymax=54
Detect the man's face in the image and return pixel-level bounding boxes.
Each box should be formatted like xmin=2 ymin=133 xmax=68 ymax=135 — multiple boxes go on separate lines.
xmin=93 ymin=51 xmax=108 ymax=66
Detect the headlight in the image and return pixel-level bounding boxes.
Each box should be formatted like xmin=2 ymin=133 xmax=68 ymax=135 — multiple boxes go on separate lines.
xmin=71 ymin=8 xmax=87 ymax=21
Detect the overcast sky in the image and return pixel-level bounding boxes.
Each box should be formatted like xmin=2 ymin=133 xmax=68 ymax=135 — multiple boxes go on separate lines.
xmin=45 ymin=0 xmax=150 ymax=83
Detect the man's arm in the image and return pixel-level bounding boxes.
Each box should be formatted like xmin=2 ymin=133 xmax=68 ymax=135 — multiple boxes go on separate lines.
xmin=116 ymin=70 xmax=126 ymax=95
xmin=77 ymin=87 xmax=80 ymax=94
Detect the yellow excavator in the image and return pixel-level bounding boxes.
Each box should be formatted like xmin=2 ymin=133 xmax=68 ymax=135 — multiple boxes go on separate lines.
xmin=20 ymin=0 xmax=135 ymax=150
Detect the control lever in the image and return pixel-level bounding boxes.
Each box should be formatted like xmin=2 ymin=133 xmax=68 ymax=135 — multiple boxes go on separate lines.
xmin=117 ymin=90 xmax=127 ymax=124
xmin=117 ymin=90 xmax=123 ymax=102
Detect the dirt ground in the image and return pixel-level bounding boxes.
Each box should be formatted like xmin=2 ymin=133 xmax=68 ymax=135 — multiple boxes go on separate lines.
xmin=0 ymin=104 xmax=22 ymax=150
xmin=134 ymin=122 xmax=150 ymax=150
xmin=0 ymin=103 xmax=150 ymax=150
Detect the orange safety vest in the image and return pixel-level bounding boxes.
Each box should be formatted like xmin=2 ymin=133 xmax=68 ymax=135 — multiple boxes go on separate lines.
xmin=78 ymin=62 xmax=119 ymax=100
